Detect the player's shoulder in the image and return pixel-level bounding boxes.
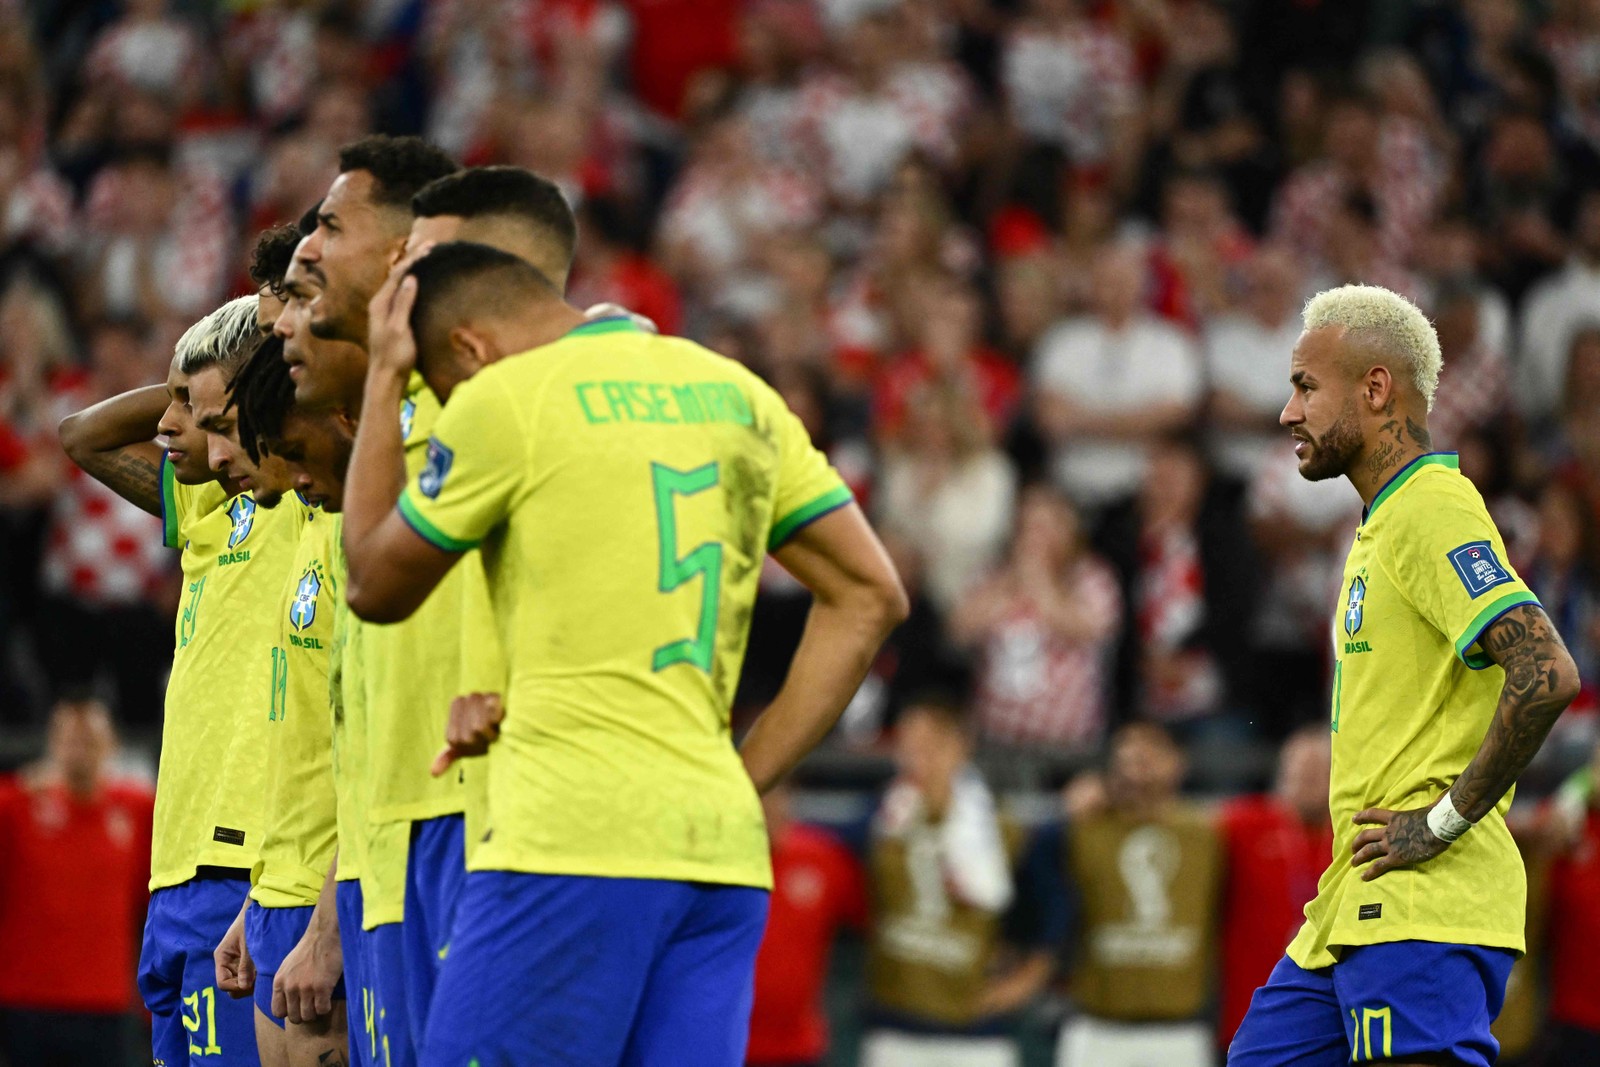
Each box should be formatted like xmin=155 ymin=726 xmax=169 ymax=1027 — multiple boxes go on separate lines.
xmin=1383 ymin=456 xmax=1489 ymax=525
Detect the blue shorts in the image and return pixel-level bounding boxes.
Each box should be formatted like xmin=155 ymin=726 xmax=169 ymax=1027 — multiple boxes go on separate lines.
xmin=403 ymin=814 xmax=468 ymax=1050
xmin=423 ymin=871 xmax=769 ymax=1067
xmin=1228 ymin=941 xmax=1517 ymax=1066
xmin=368 ymin=921 xmax=417 ymax=1067
xmin=337 ymin=881 xmax=373 ymax=1067
xmin=138 ymin=873 xmax=262 ymax=1067
xmin=243 ymin=901 xmax=345 ymax=1028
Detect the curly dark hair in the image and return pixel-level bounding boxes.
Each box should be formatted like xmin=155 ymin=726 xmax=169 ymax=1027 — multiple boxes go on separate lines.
xmin=248 ymin=224 xmax=302 ymax=296
xmin=337 ymin=135 xmax=459 ymax=210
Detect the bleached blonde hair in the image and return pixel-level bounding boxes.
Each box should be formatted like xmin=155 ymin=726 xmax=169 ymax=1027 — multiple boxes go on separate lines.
xmin=1303 ymin=284 xmax=1442 ymax=410
xmin=175 ymin=294 xmax=260 ymax=377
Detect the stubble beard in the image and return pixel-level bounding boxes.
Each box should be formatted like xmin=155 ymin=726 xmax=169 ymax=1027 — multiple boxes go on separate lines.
xmin=1297 ymin=403 xmax=1365 ymax=482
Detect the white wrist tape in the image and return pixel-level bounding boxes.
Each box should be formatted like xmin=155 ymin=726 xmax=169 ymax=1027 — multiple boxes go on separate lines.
xmin=1427 ymin=794 xmax=1473 ymax=843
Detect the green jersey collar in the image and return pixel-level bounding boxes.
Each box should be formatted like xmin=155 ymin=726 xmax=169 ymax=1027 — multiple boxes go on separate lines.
xmin=1364 ymin=452 xmax=1458 ymax=523
xmin=566 ymin=315 xmax=642 ymax=338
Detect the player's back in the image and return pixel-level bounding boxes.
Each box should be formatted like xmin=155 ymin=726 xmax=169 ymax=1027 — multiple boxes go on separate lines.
xmin=403 ymin=318 xmax=852 ymax=891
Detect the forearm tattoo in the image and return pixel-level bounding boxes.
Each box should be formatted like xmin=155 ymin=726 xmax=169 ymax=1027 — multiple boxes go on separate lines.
xmin=1451 ymin=605 xmax=1575 ymax=822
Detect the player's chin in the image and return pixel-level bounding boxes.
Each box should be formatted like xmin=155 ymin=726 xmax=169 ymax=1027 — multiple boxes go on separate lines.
xmin=255 ymin=489 xmax=286 ymax=509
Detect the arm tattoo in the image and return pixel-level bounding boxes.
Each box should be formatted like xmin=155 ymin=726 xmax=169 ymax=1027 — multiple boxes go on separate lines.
xmin=1450 ymin=605 xmax=1578 ymax=822
xmin=77 ymin=447 xmax=163 ymax=516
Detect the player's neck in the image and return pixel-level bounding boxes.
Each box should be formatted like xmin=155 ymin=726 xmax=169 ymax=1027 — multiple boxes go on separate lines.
xmin=510 ymin=301 xmax=588 ymax=353
xmin=1347 ymin=415 xmax=1434 ymax=508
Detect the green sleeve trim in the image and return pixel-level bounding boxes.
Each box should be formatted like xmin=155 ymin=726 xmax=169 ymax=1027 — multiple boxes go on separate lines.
xmin=1455 ymin=591 xmax=1542 ymax=670
xmin=160 ymin=453 xmax=179 ymax=549
xmin=768 ymin=484 xmax=854 ymax=551
xmin=397 ymin=491 xmax=479 ymax=553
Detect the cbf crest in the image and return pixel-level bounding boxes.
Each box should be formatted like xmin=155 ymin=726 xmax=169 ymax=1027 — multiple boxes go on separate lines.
xmin=290 ymin=563 xmax=323 ymax=632
xmin=400 ymin=398 xmax=417 ymax=441
xmin=227 ymin=496 xmax=257 ymax=548
xmin=1344 ymin=574 xmax=1366 ymax=638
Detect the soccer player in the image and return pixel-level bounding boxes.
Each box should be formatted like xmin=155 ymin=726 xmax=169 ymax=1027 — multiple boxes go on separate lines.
xmin=209 ymin=336 xmax=352 ymax=1067
xmin=342 ymin=243 xmax=908 ymax=1066
xmin=408 ymin=165 xmax=576 ymax=288
xmin=250 ymin=224 xmax=305 ymax=335
xmin=1229 ymin=284 xmax=1582 ymax=1067
xmin=295 ymin=136 xmax=499 ymax=1060
xmin=266 ymin=250 xmax=395 ymax=1067
xmin=59 ymin=296 xmax=307 ymax=1067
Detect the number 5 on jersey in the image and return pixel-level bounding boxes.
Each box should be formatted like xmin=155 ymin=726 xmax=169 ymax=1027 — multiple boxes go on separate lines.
xmin=651 ymin=462 xmax=722 ymax=673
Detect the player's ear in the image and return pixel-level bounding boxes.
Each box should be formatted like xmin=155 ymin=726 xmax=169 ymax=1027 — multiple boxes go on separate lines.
xmin=1363 ymin=365 xmax=1393 ymax=413
xmin=448 ymin=326 xmax=490 ymax=371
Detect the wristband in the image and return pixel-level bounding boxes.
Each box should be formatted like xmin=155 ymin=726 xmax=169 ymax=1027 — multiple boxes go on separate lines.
xmin=1426 ymin=793 xmax=1473 ymax=843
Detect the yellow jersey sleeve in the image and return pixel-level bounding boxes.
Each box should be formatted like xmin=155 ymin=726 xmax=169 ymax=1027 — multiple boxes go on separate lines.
xmin=160 ymin=452 xmax=227 ymax=549
xmin=1381 ymin=482 xmax=1540 ymax=669
xmin=397 ymin=374 xmax=530 ymax=553
xmin=765 ymin=392 xmax=853 ymax=551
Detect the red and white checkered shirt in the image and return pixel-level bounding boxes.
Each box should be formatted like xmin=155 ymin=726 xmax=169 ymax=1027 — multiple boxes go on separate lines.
xmin=1000 ymin=20 xmax=1136 ymax=163
xmin=975 ymin=557 xmax=1122 ymax=750
xmin=1270 ymin=117 xmax=1442 ymax=268
xmin=82 ymin=164 xmax=233 ymax=318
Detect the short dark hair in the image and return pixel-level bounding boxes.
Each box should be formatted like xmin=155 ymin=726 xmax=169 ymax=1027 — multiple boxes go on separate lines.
xmin=337 ymin=135 xmax=460 ymax=211
xmin=297 ymin=200 xmax=322 ymax=237
xmin=229 ymin=335 xmax=297 ymax=464
xmin=249 ymin=225 xmax=303 ymax=295
xmin=413 ymin=167 xmax=579 ymax=274
xmin=407 ymin=241 xmax=557 ymax=361
xmin=901 ymin=689 xmax=971 ymax=734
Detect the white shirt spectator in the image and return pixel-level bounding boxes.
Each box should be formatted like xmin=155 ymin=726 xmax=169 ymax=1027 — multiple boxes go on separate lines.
xmin=1204 ymin=310 xmax=1303 ymax=479
xmin=1033 ymin=316 xmax=1204 ymax=508
xmin=1001 ymin=19 xmax=1136 ymax=164
xmin=1518 ymin=257 xmax=1600 ymax=420
xmin=877 ymin=449 xmax=1016 ymax=613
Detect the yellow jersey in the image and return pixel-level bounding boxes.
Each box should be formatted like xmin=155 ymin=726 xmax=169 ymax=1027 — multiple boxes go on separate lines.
xmin=1288 ymin=454 xmax=1540 ymax=969
xmin=398 ymin=319 xmax=852 ymax=889
xmin=346 ymin=377 xmax=502 ymax=926
xmin=151 ymin=457 xmax=309 ymax=891
xmin=326 ymin=531 xmax=363 ymax=887
xmin=251 ymin=511 xmax=340 ymax=908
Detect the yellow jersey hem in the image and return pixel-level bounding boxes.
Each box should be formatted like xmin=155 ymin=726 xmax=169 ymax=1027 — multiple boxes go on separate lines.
xmin=1289 ymin=926 xmax=1525 ymax=971
xmin=369 ymin=796 xmax=467 ymax=826
xmin=466 ymin=856 xmax=774 ymax=892
xmin=249 ymin=887 xmax=320 ymax=909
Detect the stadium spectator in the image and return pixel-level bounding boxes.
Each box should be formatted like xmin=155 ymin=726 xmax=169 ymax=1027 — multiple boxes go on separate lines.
xmin=1057 ymin=722 xmax=1221 ymax=1067
xmin=1544 ymin=741 xmax=1600 ymax=1062
xmin=1523 ymin=480 xmax=1600 ymax=707
xmin=33 ymin=317 xmax=174 ymax=729
xmin=1427 ymin=276 xmax=1511 ymax=448
xmin=746 ymin=783 xmax=867 ymax=1067
xmin=861 ymin=695 xmax=1022 ymax=1066
xmin=876 ymin=382 xmax=1016 ymax=613
xmin=1202 ymin=244 xmax=1304 ymax=480
xmin=1096 ymin=435 xmax=1256 ymax=741
xmin=0 ymin=695 xmax=152 ymax=1067
xmin=1519 ymin=188 xmax=1600 ymax=421
xmin=1216 ymin=727 xmax=1332 ymax=1049
xmin=1244 ymin=451 xmax=1361 ymax=734
xmin=1031 ymin=241 xmax=1204 ymax=511
xmin=950 ymin=485 xmax=1121 ymax=752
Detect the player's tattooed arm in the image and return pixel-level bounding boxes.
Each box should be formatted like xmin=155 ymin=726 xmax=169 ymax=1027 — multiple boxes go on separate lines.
xmin=1450 ymin=605 xmax=1580 ymax=821
xmin=57 ymin=384 xmax=170 ymax=515
xmin=1351 ymin=605 xmax=1580 ymax=880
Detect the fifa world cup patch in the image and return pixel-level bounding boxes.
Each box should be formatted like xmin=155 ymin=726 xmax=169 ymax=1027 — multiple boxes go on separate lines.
xmin=419 ymin=436 xmax=454 ymax=499
xmin=1358 ymin=903 xmax=1382 ymax=921
xmin=1447 ymin=541 xmax=1513 ymax=598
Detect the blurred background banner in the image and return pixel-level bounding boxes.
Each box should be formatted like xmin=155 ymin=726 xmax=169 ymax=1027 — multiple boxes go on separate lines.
xmin=2 ymin=0 xmax=1600 ymax=1064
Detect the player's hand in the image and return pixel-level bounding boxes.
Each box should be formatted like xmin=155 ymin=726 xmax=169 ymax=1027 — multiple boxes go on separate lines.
xmin=213 ymin=905 xmax=255 ymax=998
xmin=583 ymin=302 xmax=659 ymax=334
xmin=366 ymin=244 xmax=433 ymax=378
xmin=1350 ymin=804 xmax=1451 ymax=881
xmin=271 ymin=922 xmax=342 ymax=1024
xmin=432 ymin=691 xmax=505 ymax=776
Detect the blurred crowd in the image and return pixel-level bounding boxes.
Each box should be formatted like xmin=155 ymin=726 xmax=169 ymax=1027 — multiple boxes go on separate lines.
xmin=3 ymin=0 xmax=1600 ymax=1058
xmin=0 ymin=0 xmax=1597 ymax=752
xmin=4 ymin=0 xmax=1600 ymax=763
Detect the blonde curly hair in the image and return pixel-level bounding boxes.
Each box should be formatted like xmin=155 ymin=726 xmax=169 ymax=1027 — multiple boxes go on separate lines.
xmin=1303 ymin=284 xmax=1442 ymax=411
